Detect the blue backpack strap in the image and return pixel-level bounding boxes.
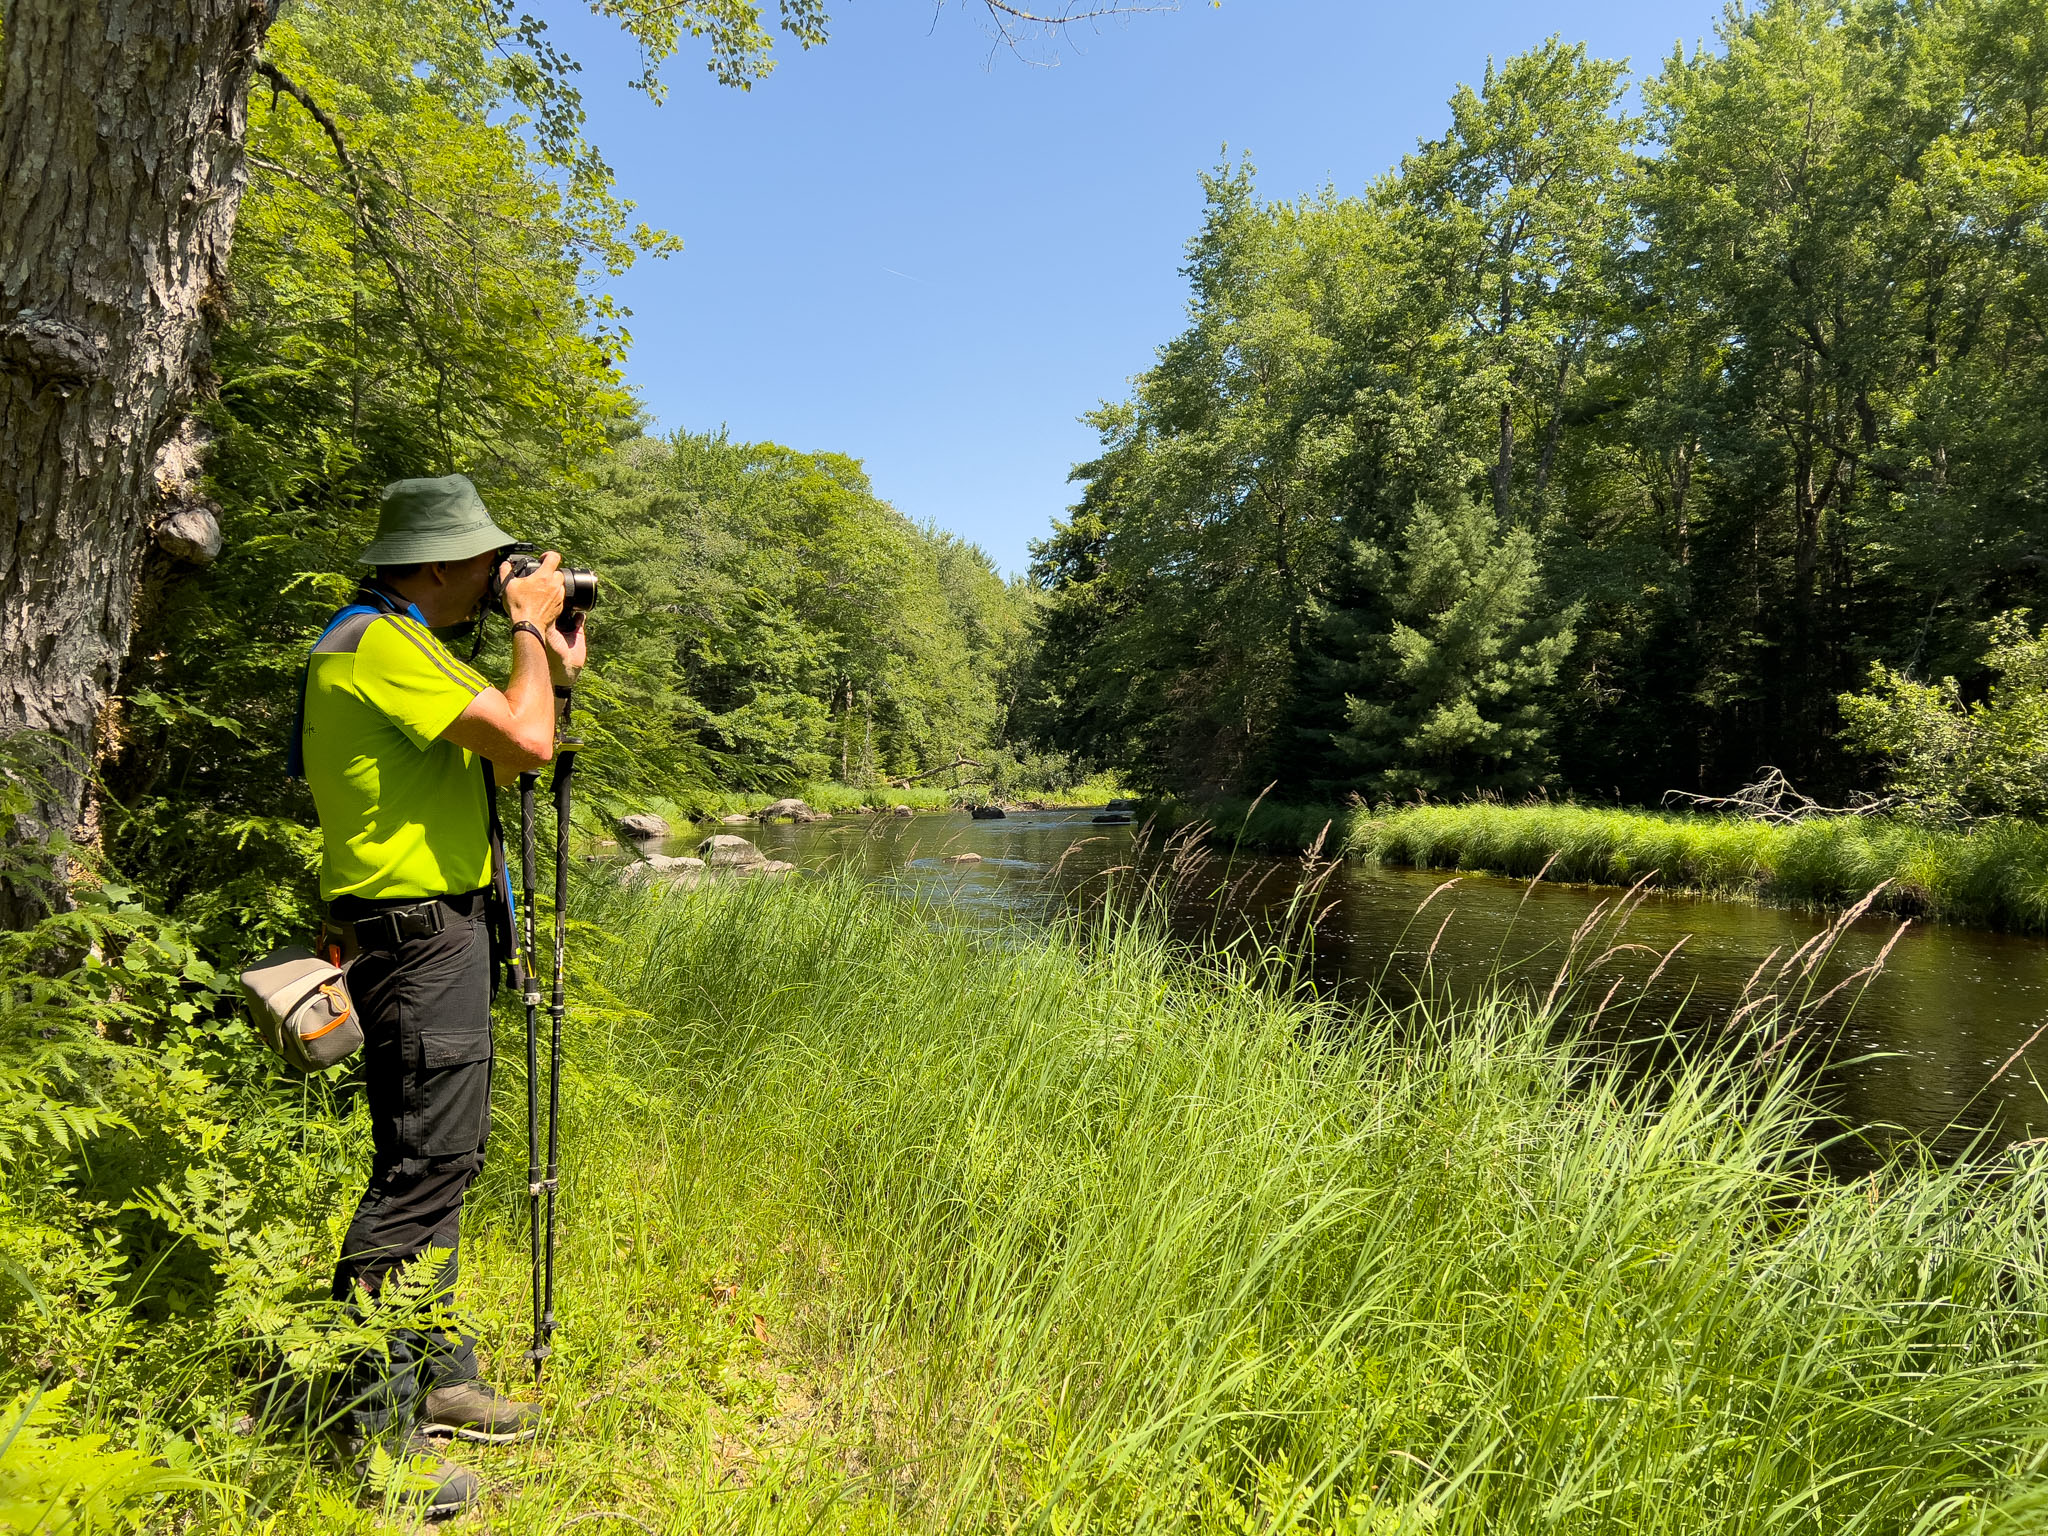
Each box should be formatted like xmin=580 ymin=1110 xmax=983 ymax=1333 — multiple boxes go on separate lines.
xmin=481 ymin=758 xmax=519 ymax=992
xmin=287 ymin=585 xmax=428 ymax=779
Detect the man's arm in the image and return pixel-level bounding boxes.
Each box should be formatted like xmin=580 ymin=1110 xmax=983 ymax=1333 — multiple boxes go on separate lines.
xmin=441 ymin=628 xmax=556 ymax=772
xmin=438 ymin=552 xmax=586 ymax=773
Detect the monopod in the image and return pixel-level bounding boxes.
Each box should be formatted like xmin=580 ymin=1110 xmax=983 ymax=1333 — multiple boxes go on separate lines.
xmin=515 ymin=688 xmax=579 ymax=1378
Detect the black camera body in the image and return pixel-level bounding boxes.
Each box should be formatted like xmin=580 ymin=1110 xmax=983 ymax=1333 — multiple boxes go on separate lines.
xmin=493 ymin=544 xmax=598 ymax=633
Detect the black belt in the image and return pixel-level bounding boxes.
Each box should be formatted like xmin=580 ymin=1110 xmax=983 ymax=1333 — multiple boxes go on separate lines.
xmin=329 ymin=888 xmax=485 ymax=951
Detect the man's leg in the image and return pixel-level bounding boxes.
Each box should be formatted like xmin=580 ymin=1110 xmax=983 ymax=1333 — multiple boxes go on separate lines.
xmin=328 ymin=902 xmax=498 ymax=1445
xmin=329 ymin=1152 xmax=485 ymax=1440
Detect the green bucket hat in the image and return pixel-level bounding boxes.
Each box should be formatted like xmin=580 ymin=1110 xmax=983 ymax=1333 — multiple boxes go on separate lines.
xmin=357 ymin=474 xmax=520 ymax=566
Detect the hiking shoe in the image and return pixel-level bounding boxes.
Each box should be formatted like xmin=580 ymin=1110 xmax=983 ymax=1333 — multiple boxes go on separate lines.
xmin=421 ymin=1379 xmax=541 ymax=1444
xmin=359 ymin=1432 xmax=481 ymax=1521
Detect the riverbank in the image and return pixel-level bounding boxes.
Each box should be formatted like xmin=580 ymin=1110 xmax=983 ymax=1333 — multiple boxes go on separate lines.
xmin=611 ymin=775 xmax=1123 ymax=827
xmin=1157 ymin=798 xmax=2048 ymax=934
xmin=56 ymin=875 xmax=2048 ymax=1530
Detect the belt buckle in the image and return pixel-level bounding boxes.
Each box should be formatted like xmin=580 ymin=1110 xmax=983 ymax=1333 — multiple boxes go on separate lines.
xmin=400 ymin=900 xmax=447 ymax=940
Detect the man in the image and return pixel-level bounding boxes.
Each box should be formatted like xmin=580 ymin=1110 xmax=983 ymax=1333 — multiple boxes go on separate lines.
xmin=301 ymin=473 xmax=585 ymax=1518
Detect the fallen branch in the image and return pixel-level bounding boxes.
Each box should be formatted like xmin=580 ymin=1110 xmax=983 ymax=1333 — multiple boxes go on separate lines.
xmin=887 ymin=757 xmax=982 ymax=788
xmin=1662 ymin=766 xmax=1895 ymax=824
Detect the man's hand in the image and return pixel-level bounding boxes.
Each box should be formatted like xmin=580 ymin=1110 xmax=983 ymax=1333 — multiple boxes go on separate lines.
xmin=546 ymin=613 xmax=588 ymax=689
xmin=501 ymin=550 xmax=568 ymax=632
xmin=441 ymin=550 xmax=585 ymax=772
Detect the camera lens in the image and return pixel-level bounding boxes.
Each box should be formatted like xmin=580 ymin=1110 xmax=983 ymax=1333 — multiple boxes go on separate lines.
xmin=493 ymin=552 xmax=597 ymax=624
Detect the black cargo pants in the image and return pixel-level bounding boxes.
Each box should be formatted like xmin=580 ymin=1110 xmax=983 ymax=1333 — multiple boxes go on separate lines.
xmin=327 ymin=889 xmax=495 ymax=1440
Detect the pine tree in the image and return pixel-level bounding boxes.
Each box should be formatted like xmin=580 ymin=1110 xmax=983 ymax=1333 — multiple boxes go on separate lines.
xmin=1325 ymin=499 xmax=1577 ymax=799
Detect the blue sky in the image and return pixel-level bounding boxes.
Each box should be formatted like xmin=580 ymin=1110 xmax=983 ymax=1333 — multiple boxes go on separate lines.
xmin=548 ymin=0 xmax=1727 ymax=574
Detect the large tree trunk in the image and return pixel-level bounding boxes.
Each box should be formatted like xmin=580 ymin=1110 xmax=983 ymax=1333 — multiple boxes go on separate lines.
xmin=0 ymin=0 xmax=266 ymax=917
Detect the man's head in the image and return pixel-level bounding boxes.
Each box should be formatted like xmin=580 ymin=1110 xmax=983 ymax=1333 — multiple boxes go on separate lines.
xmin=359 ymin=474 xmax=520 ymax=628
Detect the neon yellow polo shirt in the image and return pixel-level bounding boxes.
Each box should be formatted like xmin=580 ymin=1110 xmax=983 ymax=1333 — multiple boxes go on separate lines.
xmin=302 ymin=611 xmax=492 ymax=902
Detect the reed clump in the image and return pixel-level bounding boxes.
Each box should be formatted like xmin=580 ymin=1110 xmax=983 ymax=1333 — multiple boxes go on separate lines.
xmin=122 ymin=872 xmax=2048 ymax=1531
xmin=1163 ymin=797 xmax=2048 ymax=932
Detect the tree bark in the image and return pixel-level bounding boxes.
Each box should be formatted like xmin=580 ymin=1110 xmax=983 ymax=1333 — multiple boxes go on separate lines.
xmin=0 ymin=0 xmax=268 ymax=915
xmin=1492 ymin=400 xmax=1513 ymax=520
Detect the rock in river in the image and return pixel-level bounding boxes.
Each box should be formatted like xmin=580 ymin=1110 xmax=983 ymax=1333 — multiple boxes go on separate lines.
xmin=969 ymin=805 xmax=1006 ymax=820
xmin=617 ymin=813 xmax=670 ymax=842
xmin=889 ymin=805 xmax=914 ymax=818
xmin=698 ymin=834 xmax=767 ymax=867
xmin=945 ymin=852 xmax=984 ymax=863
xmin=618 ymin=853 xmax=705 ymax=887
xmin=759 ymin=797 xmax=811 ymax=821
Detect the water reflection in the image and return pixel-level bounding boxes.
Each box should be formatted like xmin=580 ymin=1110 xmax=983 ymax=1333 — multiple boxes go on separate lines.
xmin=654 ymin=808 xmax=2048 ymax=1156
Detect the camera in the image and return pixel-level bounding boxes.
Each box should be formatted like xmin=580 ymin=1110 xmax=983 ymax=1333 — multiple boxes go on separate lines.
xmin=492 ymin=543 xmax=598 ymax=633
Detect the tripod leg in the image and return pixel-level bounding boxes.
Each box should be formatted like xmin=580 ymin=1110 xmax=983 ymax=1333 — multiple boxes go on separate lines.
xmin=540 ymin=691 xmax=578 ymax=1376
xmin=518 ymin=770 xmax=545 ymax=1373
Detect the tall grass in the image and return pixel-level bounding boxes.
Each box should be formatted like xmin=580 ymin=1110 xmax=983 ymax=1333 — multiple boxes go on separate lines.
xmin=1161 ymin=797 xmax=2048 ymax=932
xmin=135 ymin=873 xmax=2048 ymax=1531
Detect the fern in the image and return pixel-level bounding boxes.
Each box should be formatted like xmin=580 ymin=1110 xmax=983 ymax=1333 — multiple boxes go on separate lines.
xmin=0 ymin=1384 xmax=206 ymax=1534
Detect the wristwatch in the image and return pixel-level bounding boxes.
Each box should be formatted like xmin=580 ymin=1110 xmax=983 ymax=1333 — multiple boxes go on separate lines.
xmin=509 ymin=620 xmax=547 ymax=648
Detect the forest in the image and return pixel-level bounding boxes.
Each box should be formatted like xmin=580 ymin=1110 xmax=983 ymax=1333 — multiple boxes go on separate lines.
xmin=1020 ymin=0 xmax=2048 ymax=813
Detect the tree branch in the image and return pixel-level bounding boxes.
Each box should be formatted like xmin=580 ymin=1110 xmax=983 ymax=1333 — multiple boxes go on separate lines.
xmin=250 ymin=60 xmax=458 ymax=441
xmin=888 ymin=756 xmax=983 ymax=786
xmin=968 ymin=0 xmax=1179 ymax=56
xmin=254 ymin=61 xmax=360 ymax=181
xmin=244 ymin=152 xmax=336 ymax=201
xmin=981 ymin=0 xmax=1170 ymax=20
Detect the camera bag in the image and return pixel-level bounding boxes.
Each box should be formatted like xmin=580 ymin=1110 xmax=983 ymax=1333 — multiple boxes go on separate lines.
xmin=239 ymin=944 xmax=362 ymax=1072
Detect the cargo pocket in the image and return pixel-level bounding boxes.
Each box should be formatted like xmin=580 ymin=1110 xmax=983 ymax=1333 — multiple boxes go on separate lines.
xmin=411 ymin=1058 xmax=493 ymax=1158
xmin=396 ymin=912 xmax=495 ymax=1160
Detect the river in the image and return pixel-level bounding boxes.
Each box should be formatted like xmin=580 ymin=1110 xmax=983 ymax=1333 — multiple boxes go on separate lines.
xmin=652 ymin=807 xmax=2048 ymax=1160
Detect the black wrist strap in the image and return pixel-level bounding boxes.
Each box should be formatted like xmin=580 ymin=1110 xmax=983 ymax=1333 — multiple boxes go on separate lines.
xmin=509 ymin=620 xmax=546 ymax=648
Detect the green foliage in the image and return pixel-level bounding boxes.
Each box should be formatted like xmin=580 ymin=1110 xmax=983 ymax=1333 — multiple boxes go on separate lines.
xmin=549 ymin=431 xmax=1032 ymax=810
xmin=106 ymin=0 xmax=1037 ymax=920
xmin=1022 ymin=39 xmax=1629 ymax=798
xmin=270 ymin=0 xmax=826 ymax=282
xmin=1024 ymin=0 xmax=2048 ymax=807
xmin=106 ymin=0 xmax=641 ymax=942
xmin=978 ymin=744 xmax=1098 ymax=801
xmin=1398 ymin=38 xmax=1639 ymax=522
xmin=0 ymin=1384 xmax=205 ymax=1535
xmin=1839 ymin=610 xmax=2048 ymax=821
xmin=1327 ymin=499 xmax=1578 ymax=797
xmin=0 ymin=734 xmax=366 ymax=1523
xmin=112 ymin=0 xmax=1034 ymax=929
